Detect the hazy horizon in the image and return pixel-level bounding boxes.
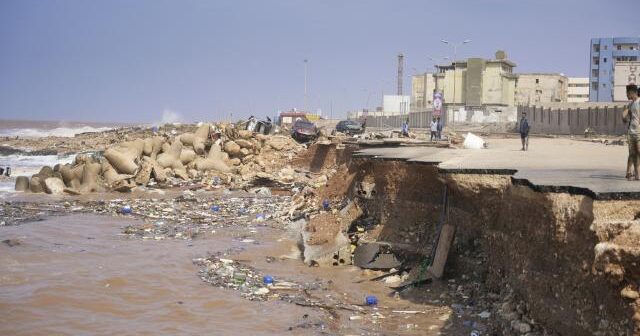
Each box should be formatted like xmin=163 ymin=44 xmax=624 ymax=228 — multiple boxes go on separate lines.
xmin=0 ymin=0 xmax=637 ymax=123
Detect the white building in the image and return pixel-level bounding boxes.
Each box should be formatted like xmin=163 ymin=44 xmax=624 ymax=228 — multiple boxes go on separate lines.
xmin=568 ymin=77 xmax=590 ymax=103
xmin=614 ymin=61 xmax=640 ymax=101
xmin=382 ymin=95 xmax=410 ymax=115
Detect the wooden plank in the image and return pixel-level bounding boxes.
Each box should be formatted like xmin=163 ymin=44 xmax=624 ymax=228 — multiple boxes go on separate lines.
xmin=427 ymin=223 xmax=456 ymax=278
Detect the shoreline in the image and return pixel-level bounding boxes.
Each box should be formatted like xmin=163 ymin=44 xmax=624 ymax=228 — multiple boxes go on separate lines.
xmin=2 ymin=123 xmax=640 ymax=335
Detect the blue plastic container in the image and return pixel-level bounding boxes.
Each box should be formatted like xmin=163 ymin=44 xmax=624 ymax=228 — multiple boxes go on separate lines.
xmin=263 ymin=275 xmax=274 ymax=285
xmin=322 ymin=199 xmax=330 ymax=210
xmin=211 ymin=205 xmax=220 ymax=212
xmin=121 ymin=205 xmax=132 ymax=214
xmin=365 ymin=295 xmax=378 ymax=306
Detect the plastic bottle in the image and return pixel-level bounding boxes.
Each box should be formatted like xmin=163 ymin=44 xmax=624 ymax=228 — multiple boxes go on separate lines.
xmin=365 ymin=295 xmax=378 ymax=306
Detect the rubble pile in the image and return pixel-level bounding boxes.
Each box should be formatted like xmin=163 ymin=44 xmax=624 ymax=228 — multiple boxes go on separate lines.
xmin=15 ymin=123 xmax=306 ymax=194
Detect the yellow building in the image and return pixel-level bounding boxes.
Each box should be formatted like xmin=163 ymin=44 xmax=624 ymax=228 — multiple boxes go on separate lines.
xmin=410 ymin=51 xmax=518 ymax=122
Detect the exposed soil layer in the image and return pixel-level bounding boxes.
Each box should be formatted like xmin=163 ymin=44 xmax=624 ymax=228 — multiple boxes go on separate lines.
xmin=299 ymin=143 xmax=640 ymax=335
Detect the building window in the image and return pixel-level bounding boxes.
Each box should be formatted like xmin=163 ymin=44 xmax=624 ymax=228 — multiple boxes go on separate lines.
xmin=602 ymin=83 xmax=606 ymax=88
xmin=592 ymin=69 xmax=598 ymax=77
xmin=617 ymin=45 xmax=622 ymax=50
xmin=535 ymin=78 xmax=539 ymax=84
xmin=593 ymin=57 xmax=599 ymax=65
xmin=592 ymin=82 xmax=598 ymax=90
xmin=604 ymin=45 xmax=608 ymax=50
xmin=593 ymin=44 xmax=600 ymax=52
xmin=603 ymin=57 xmax=607 ymax=63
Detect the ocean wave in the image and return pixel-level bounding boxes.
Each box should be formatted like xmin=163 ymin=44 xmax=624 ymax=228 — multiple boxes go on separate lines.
xmin=0 ymin=154 xmax=76 ymax=177
xmin=0 ymin=126 xmax=113 ymax=138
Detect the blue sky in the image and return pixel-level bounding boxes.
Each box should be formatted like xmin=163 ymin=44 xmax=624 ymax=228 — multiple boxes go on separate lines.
xmin=0 ymin=0 xmax=637 ymax=123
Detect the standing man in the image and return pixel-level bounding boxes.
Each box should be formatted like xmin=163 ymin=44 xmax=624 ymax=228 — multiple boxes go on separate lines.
xmin=623 ymin=84 xmax=640 ymax=180
xmin=430 ymin=117 xmax=438 ymax=142
xmin=436 ymin=116 xmax=443 ymax=140
xmin=519 ymin=112 xmax=530 ymax=151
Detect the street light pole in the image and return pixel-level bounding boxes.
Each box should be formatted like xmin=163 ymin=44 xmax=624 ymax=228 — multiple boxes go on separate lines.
xmin=441 ymin=39 xmax=471 ymax=133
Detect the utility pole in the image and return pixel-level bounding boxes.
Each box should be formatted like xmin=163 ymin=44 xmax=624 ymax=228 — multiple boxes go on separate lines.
xmin=304 ymin=59 xmax=308 ymax=113
xmin=330 ymin=100 xmax=333 ymax=120
xmin=441 ymin=39 xmax=471 ymax=132
xmin=397 ymin=53 xmax=404 ymax=96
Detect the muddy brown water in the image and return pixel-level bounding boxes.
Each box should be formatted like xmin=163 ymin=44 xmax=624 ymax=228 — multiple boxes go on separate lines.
xmin=0 ymin=215 xmax=321 ymax=335
xmin=0 ymin=214 xmax=454 ymax=335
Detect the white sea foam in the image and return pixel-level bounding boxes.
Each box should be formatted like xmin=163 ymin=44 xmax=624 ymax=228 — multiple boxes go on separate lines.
xmin=0 ymin=154 xmax=76 ymax=177
xmin=0 ymin=126 xmax=113 ymax=138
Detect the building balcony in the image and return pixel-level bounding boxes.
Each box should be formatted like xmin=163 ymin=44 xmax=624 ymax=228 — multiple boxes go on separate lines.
xmin=613 ymin=50 xmax=640 ymax=57
xmin=613 ymin=37 xmax=640 ymax=45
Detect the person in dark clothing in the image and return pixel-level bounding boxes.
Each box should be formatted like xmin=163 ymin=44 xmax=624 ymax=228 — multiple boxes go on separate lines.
xmin=519 ymin=112 xmax=530 ymax=151
xmin=430 ymin=117 xmax=438 ymax=141
xmin=436 ymin=117 xmax=443 ymax=140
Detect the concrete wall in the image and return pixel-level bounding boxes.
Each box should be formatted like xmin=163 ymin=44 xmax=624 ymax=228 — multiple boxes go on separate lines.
xmin=517 ymin=103 xmax=628 ymax=135
xmin=364 ymin=105 xmax=517 ymax=129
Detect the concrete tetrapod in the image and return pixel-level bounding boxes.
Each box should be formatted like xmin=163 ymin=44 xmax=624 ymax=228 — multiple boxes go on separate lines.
xmin=193 ymin=142 xmax=231 ymax=173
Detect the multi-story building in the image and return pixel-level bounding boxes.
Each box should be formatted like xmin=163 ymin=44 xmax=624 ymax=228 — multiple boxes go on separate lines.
xmin=589 ymin=37 xmax=640 ymax=102
xmin=410 ymin=50 xmax=517 ymax=112
xmin=613 ymin=61 xmax=640 ymax=101
xmin=410 ymin=74 xmax=436 ymax=111
xmin=568 ymin=77 xmax=590 ymax=103
xmin=515 ymin=73 xmax=567 ymax=105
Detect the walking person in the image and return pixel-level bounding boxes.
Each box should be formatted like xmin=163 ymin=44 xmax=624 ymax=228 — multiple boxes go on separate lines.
xmin=430 ymin=117 xmax=438 ymax=142
xmin=436 ymin=116 xmax=443 ymax=140
xmin=519 ymin=112 xmax=530 ymax=151
xmin=623 ymin=84 xmax=640 ymax=180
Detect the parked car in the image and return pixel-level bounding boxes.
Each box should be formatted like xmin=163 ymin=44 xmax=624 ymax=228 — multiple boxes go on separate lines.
xmin=335 ymin=120 xmax=364 ymax=135
xmin=291 ymin=119 xmax=318 ymax=142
